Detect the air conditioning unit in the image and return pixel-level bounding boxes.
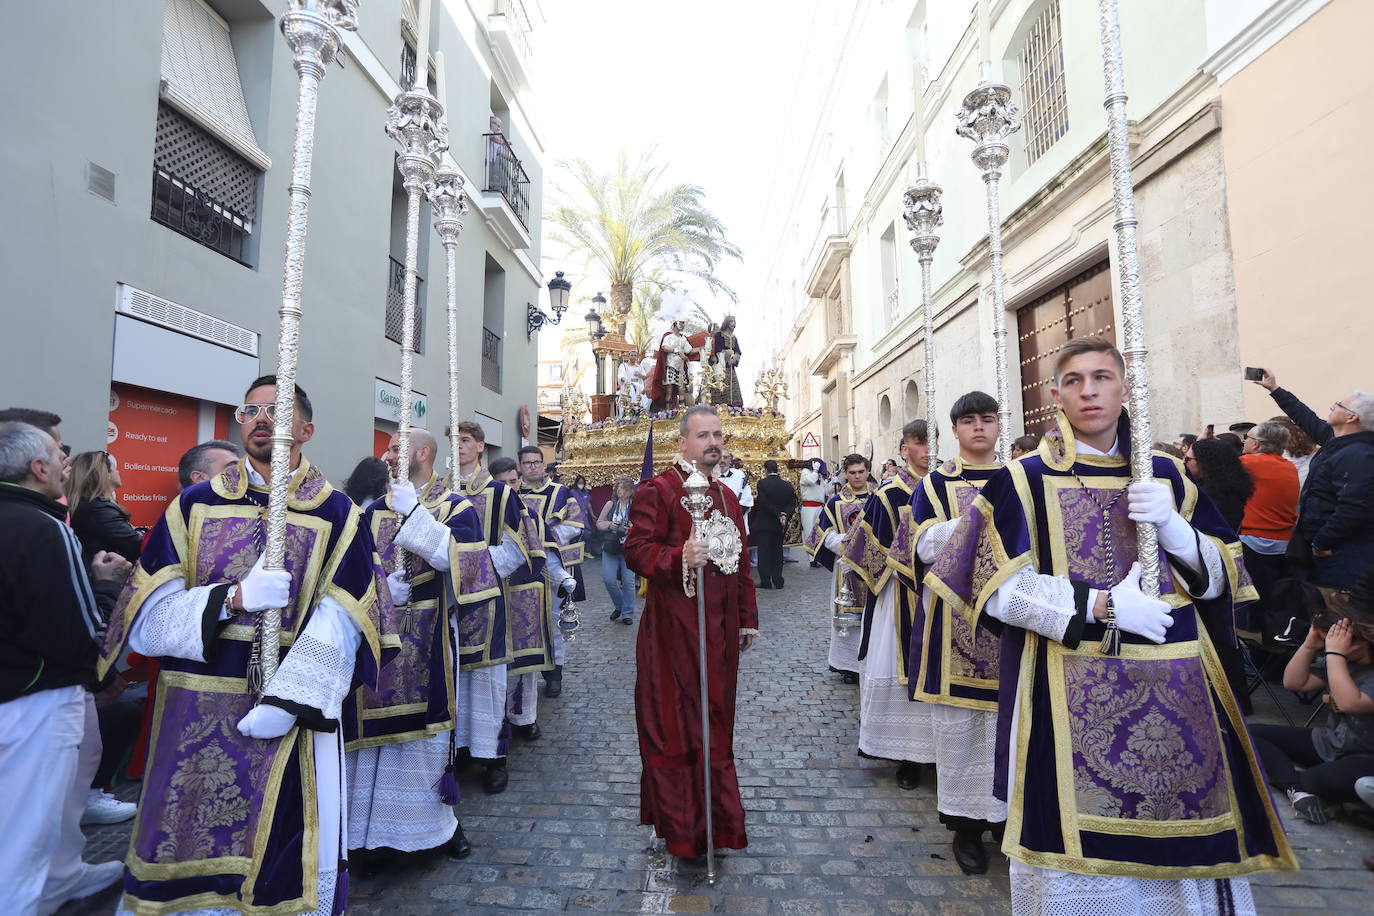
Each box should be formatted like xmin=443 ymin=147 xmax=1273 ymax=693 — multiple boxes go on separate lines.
xmin=116 ymin=283 xmax=258 ymax=356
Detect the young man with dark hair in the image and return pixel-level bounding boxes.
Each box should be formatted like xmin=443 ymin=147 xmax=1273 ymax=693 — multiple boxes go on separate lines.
xmin=97 ymin=377 xmax=394 ymax=912
xmin=625 ymin=404 xmax=758 ymax=865
xmin=896 ymin=391 xmax=1004 ymax=874
xmin=447 ymin=421 xmax=541 ymax=794
xmin=807 ymin=453 xmax=875 ymax=682
xmin=344 ymin=428 xmax=499 ymax=871
xmin=930 ymin=337 xmax=1294 ymax=909
xmin=517 ymin=444 xmax=584 ymax=698
xmin=841 ymin=419 xmax=932 ymax=789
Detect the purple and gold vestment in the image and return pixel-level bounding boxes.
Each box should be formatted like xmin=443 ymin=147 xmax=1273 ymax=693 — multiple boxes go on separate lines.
xmin=840 ymin=467 xmax=920 ymax=674
xmin=520 ymin=479 xmax=587 ymax=600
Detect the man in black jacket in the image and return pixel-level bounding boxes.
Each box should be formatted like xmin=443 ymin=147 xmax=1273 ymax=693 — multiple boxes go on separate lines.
xmin=1255 ymin=369 xmax=1374 ymax=587
xmin=0 ymin=421 xmax=129 ymax=910
xmin=753 ymin=460 xmax=797 ymax=589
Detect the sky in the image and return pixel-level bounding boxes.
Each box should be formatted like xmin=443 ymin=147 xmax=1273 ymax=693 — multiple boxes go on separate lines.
xmin=531 ymin=0 xmax=829 ymax=381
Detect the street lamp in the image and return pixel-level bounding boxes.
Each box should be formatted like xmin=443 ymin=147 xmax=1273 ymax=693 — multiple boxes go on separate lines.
xmin=585 ymin=293 xmax=607 ymax=341
xmin=527 ymin=270 xmax=573 ymax=339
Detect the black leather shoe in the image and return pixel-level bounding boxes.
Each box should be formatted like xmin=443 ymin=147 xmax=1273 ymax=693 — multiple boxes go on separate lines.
xmin=543 ymin=666 xmax=562 ymax=699
xmin=444 ymin=824 xmax=472 ymax=860
xmin=952 ymin=829 xmax=988 ymax=875
xmin=350 ymin=848 xmax=396 ymax=879
xmin=483 ymin=760 xmax=508 ymax=794
xmin=514 ymin=722 xmax=540 ymax=740
xmin=675 ymin=854 xmax=708 ymax=869
xmin=756 ymin=580 xmax=773 ymax=589
xmin=841 ymin=671 xmax=859 ymax=684
xmin=610 ymin=608 xmax=622 ymax=620
xmin=774 ymin=578 xmax=784 ymax=589
xmin=622 ymin=616 xmax=633 ymax=625
xmin=895 ymin=761 xmax=922 ymax=790
xmin=810 ymin=560 xmax=821 ymax=568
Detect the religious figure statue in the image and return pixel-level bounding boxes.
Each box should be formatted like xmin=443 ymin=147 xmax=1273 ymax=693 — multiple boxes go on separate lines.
xmin=616 ymin=349 xmax=647 ymax=417
xmin=710 ymin=315 xmax=744 ymax=408
xmin=647 ymin=320 xmax=696 ymax=411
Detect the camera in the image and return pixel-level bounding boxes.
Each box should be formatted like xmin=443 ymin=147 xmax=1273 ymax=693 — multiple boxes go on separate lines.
xmin=1244 ymin=367 xmax=1264 ymax=382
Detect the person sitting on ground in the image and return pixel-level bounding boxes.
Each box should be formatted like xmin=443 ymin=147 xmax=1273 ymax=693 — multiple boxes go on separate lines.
xmin=66 ymin=450 xmax=142 ymax=566
xmin=1250 ymin=571 xmax=1374 ymax=825
xmin=1185 ymin=437 xmax=1255 ymax=535
xmin=1009 ymin=434 xmax=1038 ymax=459
xmin=343 ymin=455 xmax=390 ymax=506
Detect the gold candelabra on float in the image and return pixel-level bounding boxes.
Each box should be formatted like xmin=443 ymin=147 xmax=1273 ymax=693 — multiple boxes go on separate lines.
xmin=561 ymin=387 xmax=588 ymax=432
xmin=754 ymin=366 xmax=789 ymax=414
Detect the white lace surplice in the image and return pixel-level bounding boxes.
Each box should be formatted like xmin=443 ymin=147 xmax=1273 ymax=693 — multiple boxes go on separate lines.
xmin=857 ymin=582 xmax=934 ymax=762
xmin=346 ymin=731 xmax=456 ymax=852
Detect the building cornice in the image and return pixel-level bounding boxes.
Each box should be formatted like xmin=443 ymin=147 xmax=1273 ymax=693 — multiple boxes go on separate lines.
xmin=1201 ymin=0 xmax=1332 ymax=85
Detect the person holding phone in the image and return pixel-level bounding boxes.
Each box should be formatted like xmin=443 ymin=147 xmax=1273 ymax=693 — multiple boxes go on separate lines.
xmin=1250 ymin=368 xmax=1374 ymax=587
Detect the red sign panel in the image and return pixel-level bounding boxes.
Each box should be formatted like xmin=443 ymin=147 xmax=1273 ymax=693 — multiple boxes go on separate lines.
xmin=108 ymin=384 xmax=201 ymax=527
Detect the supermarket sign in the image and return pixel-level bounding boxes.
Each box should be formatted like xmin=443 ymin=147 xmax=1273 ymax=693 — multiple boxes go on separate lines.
xmin=374 ymin=378 xmax=429 ymax=428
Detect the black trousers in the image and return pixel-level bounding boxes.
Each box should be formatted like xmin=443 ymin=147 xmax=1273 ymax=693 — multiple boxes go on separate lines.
xmin=755 ymin=529 xmax=784 ymax=586
xmin=1250 ymin=722 xmax=1374 ymax=802
xmin=94 ymin=692 xmax=144 ymax=787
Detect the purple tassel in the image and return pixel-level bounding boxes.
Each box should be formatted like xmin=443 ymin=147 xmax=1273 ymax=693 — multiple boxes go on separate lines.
xmin=438 ymin=765 xmax=461 ymax=805
xmin=331 ymin=867 xmax=349 ymax=916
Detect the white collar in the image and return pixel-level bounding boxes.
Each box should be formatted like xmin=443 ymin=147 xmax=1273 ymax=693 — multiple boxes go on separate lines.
xmin=1076 ymin=438 xmax=1121 ymax=457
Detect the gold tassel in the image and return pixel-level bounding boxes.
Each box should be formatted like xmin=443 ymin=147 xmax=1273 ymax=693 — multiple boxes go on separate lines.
xmin=1099 ymin=620 xmax=1122 ymax=657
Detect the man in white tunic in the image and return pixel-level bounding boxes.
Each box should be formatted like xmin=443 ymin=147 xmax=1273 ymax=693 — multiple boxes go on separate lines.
xmin=805 ymin=454 xmax=874 ymax=682
xmin=798 ymin=459 xmax=829 ymax=568
xmin=99 ymin=377 xmax=394 ymax=915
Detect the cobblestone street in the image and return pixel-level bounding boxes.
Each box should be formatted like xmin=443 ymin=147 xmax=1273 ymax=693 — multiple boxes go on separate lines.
xmin=69 ymin=558 xmax=1373 ymax=914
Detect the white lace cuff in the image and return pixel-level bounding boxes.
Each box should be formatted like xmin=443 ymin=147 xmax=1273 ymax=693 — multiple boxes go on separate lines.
xmin=490 ymin=531 xmax=526 ymax=579
xmin=916 ymin=518 xmax=961 ymax=565
xmin=740 ymin=628 xmax=760 ymax=637
xmin=265 ymin=597 xmax=360 ymax=724
xmin=394 ymin=507 xmax=452 ymax=571
xmin=128 ymin=582 xmax=219 ymax=662
xmin=987 ymin=567 xmax=1080 ymax=642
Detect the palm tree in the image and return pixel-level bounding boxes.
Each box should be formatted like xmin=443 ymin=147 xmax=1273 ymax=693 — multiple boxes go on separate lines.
xmin=547 ymin=149 xmax=742 ymax=323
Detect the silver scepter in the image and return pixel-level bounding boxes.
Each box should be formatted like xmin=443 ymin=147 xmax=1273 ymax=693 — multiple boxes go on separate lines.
xmin=1096 ymin=0 xmax=1160 ymax=603
xmin=255 ymin=0 xmax=358 ymax=695
xmin=384 ymin=21 xmax=447 ymax=633
xmin=955 ymin=76 xmax=1021 ymax=461
xmin=429 ymin=166 xmax=466 ymax=488
xmin=903 ymin=167 xmax=943 ymax=461
xmin=681 ymin=461 xmax=717 ymax=884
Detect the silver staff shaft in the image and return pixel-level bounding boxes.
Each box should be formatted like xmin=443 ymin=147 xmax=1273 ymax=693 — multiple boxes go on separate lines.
xmin=429 ymin=169 xmax=466 ymax=487
xmin=694 ymin=536 xmax=716 ymax=884
xmin=1096 ymin=0 xmax=1160 ymax=597
xmin=257 ymin=0 xmax=358 ymax=694
xmin=955 ymin=81 xmax=1021 ymax=461
xmin=904 ymin=170 xmax=944 ymax=460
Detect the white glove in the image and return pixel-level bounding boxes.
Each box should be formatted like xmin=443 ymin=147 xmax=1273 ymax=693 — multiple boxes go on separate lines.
xmin=1127 ymin=480 xmax=1173 ymax=528
xmin=559 ymin=577 xmax=577 ymax=598
xmin=386 ymin=570 xmax=412 ymax=606
xmin=1108 ymin=563 xmax=1174 ymax=644
xmin=238 ymin=555 xmax=292 ymax=613
xmin=236 ymin=704 xmax=297 ymax=739
xmin=391 ymin=480 xmax=419 ymax=517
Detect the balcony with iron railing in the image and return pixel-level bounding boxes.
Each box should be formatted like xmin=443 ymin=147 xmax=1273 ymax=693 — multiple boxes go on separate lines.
xmin=482 ymin=327 xmax=501 ymax=392
xmin=385 ymin=256 xmax=424 ymax=348
xmin=150 ymin=167 xmax=253 ymax=266
xmin=487 ymin=0 xmax=533 ymax=89
xmin=484 ymin=133 xmax=530 ymax=230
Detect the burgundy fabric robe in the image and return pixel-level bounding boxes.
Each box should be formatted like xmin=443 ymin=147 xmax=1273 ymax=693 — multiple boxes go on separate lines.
xmin=625 ymin=464 xmax=758 ymax=857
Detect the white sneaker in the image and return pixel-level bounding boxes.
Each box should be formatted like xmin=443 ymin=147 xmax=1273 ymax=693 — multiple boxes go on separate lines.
xmin=81 ymin=788 xmax=136 ymax=825
xmin=48 ymin=859 xmax=123 ymax=909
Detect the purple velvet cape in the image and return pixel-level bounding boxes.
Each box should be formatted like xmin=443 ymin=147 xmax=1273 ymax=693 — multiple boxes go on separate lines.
xmin=931 ymin=413 xmax=1295 ymax=879
xmin=506 ymin=495 xmax=560 ymax=675
xmin=520 ymin=479 xmax=589 ymax=601
xmin=96 ymin=457 xmax=394 ymax=912
xmin=902 ymin=459 xmax=1002 ymax=709
xmin=344 ymin=473 xmax=502 ymax=749
xmin=839 ymin=467 xmax=920 ymax=670
xmin=451 ymin=470 xmax=541 ymax=670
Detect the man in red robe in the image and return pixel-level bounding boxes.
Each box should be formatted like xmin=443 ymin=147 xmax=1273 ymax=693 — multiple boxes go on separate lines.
xmin=625 ymin=405 xmax=758 ymax=865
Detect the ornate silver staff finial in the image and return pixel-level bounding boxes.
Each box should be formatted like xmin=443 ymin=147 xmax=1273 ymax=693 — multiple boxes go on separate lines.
xmin=955 ymin=79 xmax=1021 ymax=461
xmin=1096 ymin=0 xmax=1160 ymax=612
xmin=429 ymin=167 xmax=467 ymax=487
xmin=903 ymin=175 xmax=944 ymax=461
xmin=254 ymin=0 xmax=358 ymax=694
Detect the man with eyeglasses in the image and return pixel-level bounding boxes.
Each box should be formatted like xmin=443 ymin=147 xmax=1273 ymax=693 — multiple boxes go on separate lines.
xmin=1252 ymin=369 xmax=1374 ymax=587
xmin=97 ymin=375 xmax=394 ymax=914
xmin=516 ymin=445 xmax=587 ymax=699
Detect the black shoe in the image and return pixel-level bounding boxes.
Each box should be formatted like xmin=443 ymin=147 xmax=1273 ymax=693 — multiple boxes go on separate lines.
xmin=952 ymin=829 xmax=988 ymax=875
xmin=810 ymin=560 xmax=821 ymax=568
xmin=514 ymin=722 xmax=540 ymax=740
xmin=675 ymin=854 xmax=708 ymax=868
xmin=756 ymin=580 xmax=773 ymax=589
xmin=841 ymin=671 xmax=859 ymax=685
xmin=350 ymin=847 xmax=396 ymax=879
xmin=483 ymin=760 xmax=508 ymax=794
xmin=622 ymin=616 xmax=633 ymax=625
xmin=543 ymin=666 xmax=563 ymax=699
xmin=444 ymin=824 xmax=472 ymax=860
xmin=896 ymin=761 xmax=922 ymax=790
xmin=773 ymin=578 xmax=784 ymax=589
xmin=610 ymin=608 xmax=622 ymax=620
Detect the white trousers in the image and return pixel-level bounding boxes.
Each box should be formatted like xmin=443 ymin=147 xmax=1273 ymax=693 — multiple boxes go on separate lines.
xmin=0 ymin=685 xmax=96 ymax=916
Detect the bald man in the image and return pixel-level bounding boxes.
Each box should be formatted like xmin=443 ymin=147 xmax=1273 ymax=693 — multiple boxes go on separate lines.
xmin=343 ymin=429 xmax=500 ymax=872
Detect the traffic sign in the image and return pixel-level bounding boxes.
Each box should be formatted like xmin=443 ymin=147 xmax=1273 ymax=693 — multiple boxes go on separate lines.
xmin=801 ymin=431 xmax=820 ymax=448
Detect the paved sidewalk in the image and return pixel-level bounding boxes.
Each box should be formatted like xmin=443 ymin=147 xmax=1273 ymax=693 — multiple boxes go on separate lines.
xmin=65 ymin=559 xmax=1373 ymax=913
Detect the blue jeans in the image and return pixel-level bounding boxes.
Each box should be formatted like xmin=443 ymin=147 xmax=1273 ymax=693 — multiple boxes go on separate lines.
xmin=602 ymin=553 xmax=637 ymax=620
